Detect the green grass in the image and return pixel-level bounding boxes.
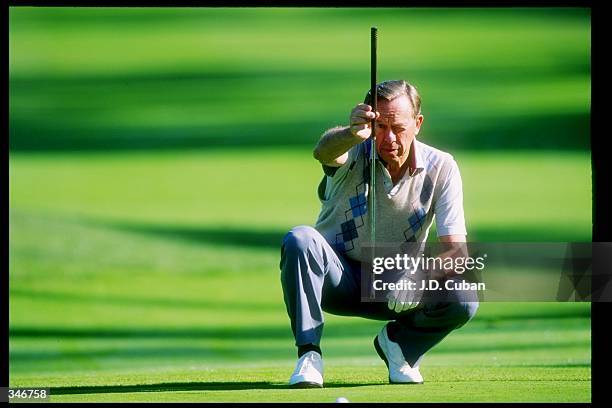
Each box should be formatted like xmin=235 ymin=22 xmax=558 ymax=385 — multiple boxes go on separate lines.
xmin=8 ymin=6 xmax=592 ymax=403
xmin=9 ymin=148 xmax=591 ymax=239
xmin=9 ymin=7 xmax=590 ymax=150
xmin=9 ymin=148 xmax=591 ymax=402
xmin=21 ymin=365 xmax=591 ymax=403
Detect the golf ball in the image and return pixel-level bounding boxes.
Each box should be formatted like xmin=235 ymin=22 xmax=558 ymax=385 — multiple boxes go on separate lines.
xmin=335 ymin=397 xmax=350 ymax=403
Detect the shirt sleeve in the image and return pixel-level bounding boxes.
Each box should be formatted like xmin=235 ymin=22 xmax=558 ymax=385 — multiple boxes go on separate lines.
xmin=434 ymin=157 xmax=468 ymax=237
xmin=319 ymin=143 xmax=362 ymax=201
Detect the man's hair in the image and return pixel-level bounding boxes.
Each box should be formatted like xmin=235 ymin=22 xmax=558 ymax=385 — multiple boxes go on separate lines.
xmin=363 ymin=79 xmax=421 ymax=118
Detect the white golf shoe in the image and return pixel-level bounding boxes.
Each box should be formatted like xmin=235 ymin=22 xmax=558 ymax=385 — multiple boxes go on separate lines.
xmin=374 ymin=324 xmax=424 ymax=384
xmin=288 ymin=351 xmax=324 ymax=388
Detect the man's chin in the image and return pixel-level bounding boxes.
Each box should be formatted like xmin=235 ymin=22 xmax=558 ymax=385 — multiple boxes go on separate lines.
xmin=380 ymin=154 xmax=401 ymax=167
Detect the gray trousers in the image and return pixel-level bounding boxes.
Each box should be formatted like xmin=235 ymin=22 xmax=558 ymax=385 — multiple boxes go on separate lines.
xmin=280 ymin=225 xmax=479 ymax=366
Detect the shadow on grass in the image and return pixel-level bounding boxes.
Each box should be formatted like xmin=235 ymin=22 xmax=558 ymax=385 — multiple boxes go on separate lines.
xmin=9 ymin=65 xmax=589 ymax=152
xmin=89 ymin=220 xmax=290 ymax=250
xmin=10 ymin=339 xmax=590 ymax=363
xmin=465 ymin=226 xmax=591 ymax=243
xmin=50 ymin=381 xmax=373 ymax=395
xmin=9 ymin=287 xmax=592 ymax=318
xmin=95 ymin=219 xmax=591 ymax=251
xmin=9 ymin=112 xmax=590 ymax=153
xmin=91 ymin=219 xmax=286 ymax=250
xmin=8 ymin=304 xmax=590 ymax=342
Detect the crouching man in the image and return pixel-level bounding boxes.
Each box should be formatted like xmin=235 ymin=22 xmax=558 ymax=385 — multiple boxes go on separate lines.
xmin=280 ymin=80 xmax=479 ymax=387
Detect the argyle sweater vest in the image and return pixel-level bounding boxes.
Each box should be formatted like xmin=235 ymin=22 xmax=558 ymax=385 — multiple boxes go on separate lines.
xmin=314 ymin=140 xmax=458 ymax=264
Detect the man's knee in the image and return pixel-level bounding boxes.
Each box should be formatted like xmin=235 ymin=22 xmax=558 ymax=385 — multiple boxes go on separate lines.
xmin=445 ymin=300 xmax=479 ymax=327
xmin=442 ymin=277 xmax=480 ymax=325
xmin=280 ymin=225 xmax=324 ymax=280
xmin=282 ymin=225 xmax=321 ymax=254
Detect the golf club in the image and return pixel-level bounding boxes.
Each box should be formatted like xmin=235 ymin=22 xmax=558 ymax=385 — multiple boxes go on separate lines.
xmin=370 ymin=26 xmax=378 ymax=300
xmin=370 ymin=26 xmax=377 ymax=247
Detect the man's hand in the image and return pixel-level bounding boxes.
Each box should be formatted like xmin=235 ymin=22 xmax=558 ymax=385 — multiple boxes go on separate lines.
xmin=386 ymin=286 xmax=420 ymax=313
xmin=385 ymin=269 xmax=425 ymax=313
xmin=349 ymin=103 xmax=380 ymax=140
xmin=313 ymin=103 xmax=380 ymax=166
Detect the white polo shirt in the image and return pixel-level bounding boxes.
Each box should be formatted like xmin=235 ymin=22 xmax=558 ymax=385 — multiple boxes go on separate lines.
xmin=314 ymin=138 xmax=467 ymax=263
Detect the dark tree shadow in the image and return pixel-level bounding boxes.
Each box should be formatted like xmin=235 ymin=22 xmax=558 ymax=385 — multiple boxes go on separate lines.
xmin=50 ymin=381 xmax=376 ymax=395
xmin=10 ymin=65 xmax=589 ymax=152
xmin=94 ymin=220 xmax=287 ymax=250
xmin=95 ymin=218 xmax=591 ymax=251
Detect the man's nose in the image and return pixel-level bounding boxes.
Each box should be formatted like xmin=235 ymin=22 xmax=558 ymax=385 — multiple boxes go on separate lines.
xmin=382 ymin=129 xmax=396 ymax=143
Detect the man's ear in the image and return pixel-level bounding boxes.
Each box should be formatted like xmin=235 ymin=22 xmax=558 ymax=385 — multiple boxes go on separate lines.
xmin=415 ymin=115 xmax=424 ymax=135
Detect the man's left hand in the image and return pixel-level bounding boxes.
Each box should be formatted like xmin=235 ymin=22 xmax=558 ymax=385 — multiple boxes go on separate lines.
xmin=385 ymin=274 xmax=424 ymax=313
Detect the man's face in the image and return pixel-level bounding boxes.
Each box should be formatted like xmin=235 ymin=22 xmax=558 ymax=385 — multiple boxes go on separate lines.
xmin=374 ymin=95 xmax=423 ymax=168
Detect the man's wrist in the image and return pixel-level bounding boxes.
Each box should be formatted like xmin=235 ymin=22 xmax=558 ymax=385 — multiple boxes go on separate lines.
xmin=314 ymin=126 xmax=363 ymax=164
xmin=337 ymin=126 xmax=361 ymax=142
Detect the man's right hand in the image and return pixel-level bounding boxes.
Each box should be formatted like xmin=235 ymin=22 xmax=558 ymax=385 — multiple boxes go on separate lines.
xmin=313 ymin=103 xmax=380 ymax=166
xmin=349 ymin=103 xmax=380 ymax=140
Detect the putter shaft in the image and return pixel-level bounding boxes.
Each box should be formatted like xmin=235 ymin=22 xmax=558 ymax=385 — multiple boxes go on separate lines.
xmin=370 ymin=26 xmax=377 ymax=246
xmin=370 ymin=27 xmax=377 ymax=300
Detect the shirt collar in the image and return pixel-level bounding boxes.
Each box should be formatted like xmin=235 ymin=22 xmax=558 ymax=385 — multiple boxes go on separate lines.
xmin=409 ymin=139 xmax=425 ymax=176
